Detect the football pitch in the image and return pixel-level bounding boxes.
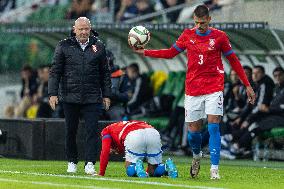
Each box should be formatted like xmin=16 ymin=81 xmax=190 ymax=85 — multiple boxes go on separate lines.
xmin=0 ymin=156 xmax=283 ymax=189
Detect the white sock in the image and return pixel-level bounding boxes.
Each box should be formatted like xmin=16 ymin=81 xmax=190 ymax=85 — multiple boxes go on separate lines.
xmin=211 ymin=165 xmax=218 ymax=170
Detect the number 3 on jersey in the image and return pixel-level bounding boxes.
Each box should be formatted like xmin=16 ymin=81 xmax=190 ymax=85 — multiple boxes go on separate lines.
xmin=198 ymin=54 xmax=203 ymax=65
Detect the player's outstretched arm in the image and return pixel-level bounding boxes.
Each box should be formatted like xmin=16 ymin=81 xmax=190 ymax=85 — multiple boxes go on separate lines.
xmin=132 ymin=46 xmax=181 ymax=59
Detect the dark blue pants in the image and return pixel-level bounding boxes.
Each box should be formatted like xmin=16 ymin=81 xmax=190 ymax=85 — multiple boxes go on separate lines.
xmin=63 ymin=103 xmax=102 ymax=164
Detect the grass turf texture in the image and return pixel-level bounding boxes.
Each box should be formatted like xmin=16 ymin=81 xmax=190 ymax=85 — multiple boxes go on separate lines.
xmin=0 ymin=156 xmax=283 ymax=189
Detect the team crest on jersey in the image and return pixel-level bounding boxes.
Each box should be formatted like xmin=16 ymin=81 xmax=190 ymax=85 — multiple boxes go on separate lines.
xmin=92 ymin=45 xmax=97 ymax=53
xmin=208 ymin=38 xmax=215 ymax=50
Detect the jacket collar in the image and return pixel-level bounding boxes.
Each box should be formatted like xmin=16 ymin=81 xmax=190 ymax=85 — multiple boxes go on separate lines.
xmin=70 ymin=36 xmax=97 ymax=47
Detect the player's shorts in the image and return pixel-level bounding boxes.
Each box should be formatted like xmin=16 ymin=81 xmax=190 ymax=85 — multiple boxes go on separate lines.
xmin=184 ymin=91 xmax=223 ymax=122
xmin=124 ymin=128 xmax=162 ymax=165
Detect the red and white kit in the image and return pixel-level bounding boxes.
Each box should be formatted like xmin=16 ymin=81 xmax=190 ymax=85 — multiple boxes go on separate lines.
xmin=144 ymin=27 xmax=250 ymax=121
xmin=99 ymin=121 xmax=162 ymax=176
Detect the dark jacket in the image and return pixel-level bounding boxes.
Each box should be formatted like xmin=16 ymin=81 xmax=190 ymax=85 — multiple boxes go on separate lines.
xmin=268 ymin=83 xmax=284 ymax=115
xmin=127 ymin=74 xmax=153 ymax=112
xmin=20 ymin=72 xmax=38 ymax=98
xmin=110 ymin=69 xmax=131 ymax=106
xmin=48 ymin=35 xmax=111 ymax=104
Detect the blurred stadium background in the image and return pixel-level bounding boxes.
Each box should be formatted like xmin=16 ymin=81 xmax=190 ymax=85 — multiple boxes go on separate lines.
xmin=0 ymin=0 xmax=284 ymax=188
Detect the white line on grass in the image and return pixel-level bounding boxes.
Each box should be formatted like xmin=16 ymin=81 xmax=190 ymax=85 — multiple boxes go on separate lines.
xmin=0 ymin=178 xmax=117 ymax=189
xmin=0 ymin=170 xmax=227 ymax=189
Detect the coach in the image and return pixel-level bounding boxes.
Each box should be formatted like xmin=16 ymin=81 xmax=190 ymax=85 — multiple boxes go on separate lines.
xmin=48 ymin=17 xmax=111 ymax=175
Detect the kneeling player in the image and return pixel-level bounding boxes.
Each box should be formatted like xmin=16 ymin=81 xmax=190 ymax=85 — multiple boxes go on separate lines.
xmin=99 ymin=120 xmax=178 ymax=178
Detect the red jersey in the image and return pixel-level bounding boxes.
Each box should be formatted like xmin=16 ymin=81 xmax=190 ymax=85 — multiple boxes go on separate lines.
xmin=99 ymin=120 xmax=153 ymax=176
xmin=145 ymin=27 xmax=250 ymax=96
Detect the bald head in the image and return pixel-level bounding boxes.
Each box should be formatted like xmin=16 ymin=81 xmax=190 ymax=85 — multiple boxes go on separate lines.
xmin=73 ymin=17 xmax=91 ymax=43
xmin=74 ymin=17 xmax=91 ymax=27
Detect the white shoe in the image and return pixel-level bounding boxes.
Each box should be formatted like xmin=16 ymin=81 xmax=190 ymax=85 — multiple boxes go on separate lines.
xmin=67 ymin=162 xmax=77 ymax=173
xmin=85 ymin=162 xmax=97 ymax=175
xmin=210 ymin=169 xmax=220 ymax=180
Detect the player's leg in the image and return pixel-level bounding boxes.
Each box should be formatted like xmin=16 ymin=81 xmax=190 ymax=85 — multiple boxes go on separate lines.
xmin=124 ymin=130 xmax=148 ymax=177
xmin=205 ymin=91 xmax=223 ymax=179
xmin=185 ymin=95 xmax=206 ymax=178
xmin=144 ymin=128 xmax=178 ymax=178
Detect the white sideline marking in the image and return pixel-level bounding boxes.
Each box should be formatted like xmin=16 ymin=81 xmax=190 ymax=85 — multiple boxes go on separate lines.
xmin=0 ymin=170 xmax=227 ymax=189
xmin=0 ymin=178 xmax=117 ymax=189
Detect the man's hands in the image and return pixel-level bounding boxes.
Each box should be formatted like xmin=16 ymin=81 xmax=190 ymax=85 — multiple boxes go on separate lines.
xmin=49 ymin=96 xmax=58 ymax=110
xmin=103 ymin=98 xmax=111 ymax=111
xmin=246 ymin=86 xmax=256 ymax=105
xmin=49 ymin=96 xmax=111 ymax=111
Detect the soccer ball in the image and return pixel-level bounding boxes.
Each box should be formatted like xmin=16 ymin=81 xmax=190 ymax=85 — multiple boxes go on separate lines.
xmin=128 ymin=26 xmax=150 ymax=49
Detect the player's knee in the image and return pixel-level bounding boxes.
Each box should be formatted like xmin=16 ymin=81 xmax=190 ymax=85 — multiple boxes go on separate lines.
xmin=153 ymin=164 xmax=166 ymax=177
xmin=126 ymin=163 xmax=136 ymax=177
xmin=208 ymin=123 xmax=220 ymax=135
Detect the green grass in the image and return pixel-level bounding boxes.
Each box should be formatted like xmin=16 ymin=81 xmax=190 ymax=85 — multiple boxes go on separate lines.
xmin=0 ymin=156 xmax=283 ymax=189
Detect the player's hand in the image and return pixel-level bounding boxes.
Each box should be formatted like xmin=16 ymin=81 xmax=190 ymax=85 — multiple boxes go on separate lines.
xmin=246 ymin=86 xmax=256 ymax=105
xmin=103 ymin=98 xmax=111 ymax=111
xmin=132 ymin=47 xmax=145 ymax=55
xmin=49 ymin=96 xmax=58 ymax=110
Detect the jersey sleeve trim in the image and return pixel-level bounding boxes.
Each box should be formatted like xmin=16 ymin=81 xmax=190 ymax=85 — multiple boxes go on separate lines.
xmin=173 ymin=43 xmax=185 ymax=53
xmin=223 ymin=50 xmax=234 ymax=57
xmin=102 ymin=134 xmax=111 ymax=140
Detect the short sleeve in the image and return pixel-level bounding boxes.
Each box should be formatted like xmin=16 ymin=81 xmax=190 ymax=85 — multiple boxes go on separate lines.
xmin=173 ymin=30 xmax=187 ymax=52
xmin=221 ymin=33 xmax=233 ymax=56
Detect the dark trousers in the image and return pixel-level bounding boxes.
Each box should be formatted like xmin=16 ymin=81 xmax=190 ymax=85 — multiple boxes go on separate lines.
xmin=63 ymin=102 xmax=102 ymax=164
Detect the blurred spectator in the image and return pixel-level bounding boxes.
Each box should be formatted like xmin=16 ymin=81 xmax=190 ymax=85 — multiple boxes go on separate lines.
xmin=161 ymin=96 xmax=185 ymax=152
xmin=204 ymin=0 xmax=222 ymax=11
xmin=136 ymin=0 xmax=155 ymax=22
xmin=233 ymin=65 xmax=275 ymax=128
xmin=229 ymin=67 xmax=284 ymax=155
xmin=116 ymin=0 xmax=138 ymax=22
xmin=177 ymin=0 xmax=196 ymax=23
xmin=222 ymin=65 xmax=275 ymax=153
xmin=4 ymin=105 xmax=15 ymax=118
xmin=161 ymin=0 xmax=184 ymax=22
xmin=223 ymin=70 xmax=241 ymax=115
xmin=0 ymin=0 xmax=16 ymax=13
xmin=36 ymin=65 xmax=53 ymax=118
xmin=91 ymin=0 xmax=120 ymax=14
xmin=14 ymin=64 xmax=38 ymax=118
xmin=126 ymin=63 xmax=153 ymax=116
xmin=221 ymin=67 xmax=253 ymax=149
xmin=66 ymin=0 xmax=93 ymax=19
xmin=177 ymin=0 xmax=233 ymax=23
xmin=91 ymin=0 xmax=110 ymax=13
xmin=233 ymin=66 xmax=254 ymax=111
xmin=102 ymin=50 xmax=132 ymax=120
